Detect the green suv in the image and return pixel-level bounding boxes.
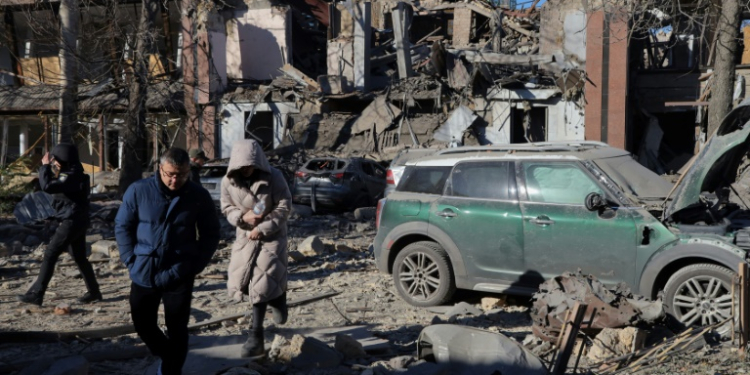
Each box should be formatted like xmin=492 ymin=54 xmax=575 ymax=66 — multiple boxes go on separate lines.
xmin=373 ymin=101 xmax=750 ymax=328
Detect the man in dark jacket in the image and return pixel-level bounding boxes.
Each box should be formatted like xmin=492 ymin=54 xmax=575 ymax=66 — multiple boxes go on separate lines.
xmin=115 ymin=147 xmax=220 ymax=375
xmin=17 ymin=143 xmax=101 ymax=306
xmin=188 ymin=148 xmax=208 ymax=184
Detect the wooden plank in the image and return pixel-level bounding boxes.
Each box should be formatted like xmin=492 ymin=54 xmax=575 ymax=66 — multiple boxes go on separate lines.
xmin=664 ymin=101 xmax=709 ymax=107
xmin=552 ymin=302 xmax=587 ymax=375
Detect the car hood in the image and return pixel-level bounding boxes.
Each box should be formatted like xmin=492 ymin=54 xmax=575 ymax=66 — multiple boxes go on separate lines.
xmin=664 ymin=98 xmax=750 ymax=219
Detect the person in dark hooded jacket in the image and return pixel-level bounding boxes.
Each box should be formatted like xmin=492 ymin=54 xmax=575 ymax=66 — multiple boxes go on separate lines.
xmin=17 ymin=143 xmax=102 ymax=306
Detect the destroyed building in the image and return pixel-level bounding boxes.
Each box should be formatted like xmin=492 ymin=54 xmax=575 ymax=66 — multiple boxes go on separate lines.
xmin=0 ymin=0 xmax=746 ymax=173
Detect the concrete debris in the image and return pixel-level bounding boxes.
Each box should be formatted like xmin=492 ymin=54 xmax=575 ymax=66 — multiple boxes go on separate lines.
xmin=54 ymin=303 xmax=72 ymax=315
xmin=287 ymin=250 xmax=306 ymax=261
xmin=351 ymin=96 xmax=402 ymax=135
xmin=417 ymin=325 xmax=547 ymax=375
xmin=444 ymin=301 xmax=483 ymax=318
xmin=530 ymin=271 xmax=665 ymax=342
xmin=297 ymin=236 xmax=325 ymax=257
xmin=587 ymin=327 xmax=647 ymax=363
xmin=334 ymin=242 xmax=355 ymax=253
xmin=334 ymin=334 xmax=366 ymax=359
xmin=90 ymin=240 xmax=117 ymax=258
xmin=288 ymin=335 xmax=343 ymax=369
xmin=433 ymin=106 xmax=478 ymax=145
xmin=389 ymin=355 xmax=415 ymax=369
xmin=0 ymin=242 xmax=10 ymax=257
xmin=353 ymin=207 xmax=376 ymax=221
xmin=481 ymin=296 xmax=506 ymax=311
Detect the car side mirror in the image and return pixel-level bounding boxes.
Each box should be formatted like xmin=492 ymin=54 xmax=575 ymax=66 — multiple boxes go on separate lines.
xmin=585 ymin=192 xmax=607 ymax=211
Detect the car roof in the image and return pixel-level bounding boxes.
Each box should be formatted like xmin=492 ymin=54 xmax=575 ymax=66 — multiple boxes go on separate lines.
xmin=407 ymin=142 xmax=631 ymax=167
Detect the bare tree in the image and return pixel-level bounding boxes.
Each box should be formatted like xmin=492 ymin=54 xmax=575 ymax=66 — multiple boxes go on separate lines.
xmin=118 ymin=0 xmax=160 ymax=196
xmin=707 ymin=0 xmax=740 ymax=136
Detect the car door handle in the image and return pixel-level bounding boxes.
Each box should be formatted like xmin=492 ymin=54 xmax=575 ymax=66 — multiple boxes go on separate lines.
xmin=529 ymin=216 xmax=554 ymax=226
xmin=437 ymin=209 xmax=457 ymax=218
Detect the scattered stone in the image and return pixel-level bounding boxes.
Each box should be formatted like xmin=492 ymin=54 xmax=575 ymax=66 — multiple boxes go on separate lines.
xmin=481 ymin=296 xmax=507 ymax=311
xmin=23 ymin=235 xmax=42 ymax=247
xmin=445 ymin=302 xmax=483 ymax=318
xmin=321 ymin=262 xmax=336 ymax=270
xmin=21 ymin=308 xmax=31 ymax=314
xmin=237 ymin=316 xmax=248 ymax=325
xmin=334 ymin=334 xmax=366 ymax=359
xmin=298 ymin=236 xmax=325 ymax=257
xmin=354 ymin=207 xmax=376 ymax=221
xmin=355 ymin=223 xmax=371 ymax=232
xmin=88 ymin=252 xmax=108 ymax=261
xmin=54 ymin=303 xmax=72 ymax=315
xmin=335 ymin=243 xmax=355 ymax=253
xmin=389 ymin=355 xmax=415 ymax=369
xmin=291 ymin=204 xmax=314 ymax=218
xmin=0 ymin=242 xmax=10 ymax=257
xmin=288 ymin=250 xmax=306 ymax=262
xmin=85 ymin=234 xmax=104 ymax=244
xmin=90 ymin=240 xmax=118 ymax=258
xmin=281 ymin=334 xmax=343 ymax=368
xmin=221 ymin=320 xmax=236 ymax=327
xmin=270 ymin=334 xmax=290 ymax=360
xmin=587 ymin=327 xmax=646 ymax=362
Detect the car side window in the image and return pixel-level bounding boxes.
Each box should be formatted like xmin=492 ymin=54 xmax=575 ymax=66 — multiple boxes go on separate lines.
xmin=523 ymin=162 xmax=604 ymax=205
xmin=398 ymin=166 xmax=452 ymax=194
xmin=448 ymin=162 xmax=510 ymax=200
xmin=361 ymin=162 xmax=375 ymax=177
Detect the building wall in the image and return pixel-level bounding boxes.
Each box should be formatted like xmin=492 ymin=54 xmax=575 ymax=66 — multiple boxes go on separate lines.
xmin=225 ymin=7 xmax=292 ymax=81
xmin=539 ymin=0 xmax=589 ymax=69
xmin=219 ymin=102 xmax=298 ymax=158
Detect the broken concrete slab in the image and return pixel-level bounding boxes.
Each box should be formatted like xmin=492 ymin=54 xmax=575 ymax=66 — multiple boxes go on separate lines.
xmin=433 ymin=106 xmax=478 ymax=144
xmin=294 ymin=325 xmax=390 ymax=353
xmin=283 ymin=335 xmax=343 ymax=369
xmin=417 ymin=325 xmax=547 ymax=375
xmin=351 ymin=96 xmax=402 ymax=135
xmin=90 ymin=240 xmax=117 ymax=258
xmin=298 ymin=236 xmax=325 ymax=257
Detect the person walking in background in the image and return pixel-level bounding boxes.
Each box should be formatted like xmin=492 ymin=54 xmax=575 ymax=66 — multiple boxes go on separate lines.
xmin=189 ymin=148 xmax=209 ymax=184
xmin=17 ymin=143 xmax=101 ymax=306
xmin=115 ymin=148 xmax=220 ymax=375
xmin=221 ymin=139 xmax=292 ymax=358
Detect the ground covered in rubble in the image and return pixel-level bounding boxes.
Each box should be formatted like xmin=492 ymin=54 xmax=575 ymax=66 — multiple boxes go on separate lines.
xmin=1 ymin=205 xmax=750 ymax=375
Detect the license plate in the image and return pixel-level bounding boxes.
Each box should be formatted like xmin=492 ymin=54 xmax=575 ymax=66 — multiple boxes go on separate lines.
xmin=202 ymin=183 xmax=217 ymax=190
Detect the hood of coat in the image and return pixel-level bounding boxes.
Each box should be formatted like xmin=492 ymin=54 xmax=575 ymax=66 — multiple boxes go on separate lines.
xmin=226 ymin=139 xmax=272 ymax=177
xmin=51 ymin=143 xmax=80 ymax=164
xmin=665 ymin=98 xmax=750 ymax=219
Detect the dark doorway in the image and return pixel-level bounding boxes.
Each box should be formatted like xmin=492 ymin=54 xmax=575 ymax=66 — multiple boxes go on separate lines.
xmin=106 ymin=130 xmax=119 ymax=169
xmin=511 ymin=107 xmax=547 ymax=143
xmin=244 ymin=111 xmax=275 ymax=150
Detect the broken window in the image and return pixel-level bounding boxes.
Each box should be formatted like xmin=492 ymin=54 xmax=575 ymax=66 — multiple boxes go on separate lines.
xmin=305 ymin=159 xmax=346 ymax=171
xmin=511 ymin=107 xmax=546 ymax=143
xmin=244 ymin=111 xmax=275 ymax=150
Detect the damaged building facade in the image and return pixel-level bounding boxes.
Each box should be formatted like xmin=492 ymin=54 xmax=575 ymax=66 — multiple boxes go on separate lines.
xmin=0 ymin=0 xmax=745 ymax=172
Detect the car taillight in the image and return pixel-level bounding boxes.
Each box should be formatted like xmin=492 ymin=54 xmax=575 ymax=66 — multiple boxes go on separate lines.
xmin=386 ymin=169 xmax=395 ymax=185
xmin=295 ymin=171 xmax=307 ymax=178
xmin=376 ymin=198 xmax=386 ymax=229
xmin=329 ymin=172 xmax=344 ymax=184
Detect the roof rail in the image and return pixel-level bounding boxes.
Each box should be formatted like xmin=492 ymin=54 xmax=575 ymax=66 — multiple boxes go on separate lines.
xmin=436 ymin=141 xmax=609 ymax=155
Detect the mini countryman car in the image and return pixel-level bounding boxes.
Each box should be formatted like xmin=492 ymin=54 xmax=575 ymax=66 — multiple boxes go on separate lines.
xmin=373 ymin=99 xmax=750 ymax=329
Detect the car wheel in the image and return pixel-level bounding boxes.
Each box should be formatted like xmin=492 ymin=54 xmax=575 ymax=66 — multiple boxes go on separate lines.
xmin=663 ymin=263 xmax=735 ymax=328
xmin=392 ymin=241 xmax=456 ymax=307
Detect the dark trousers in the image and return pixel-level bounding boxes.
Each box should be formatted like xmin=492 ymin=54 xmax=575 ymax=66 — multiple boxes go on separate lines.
xmin=30 ymin=219 xmax=99 ymax=295
xmin=130 ymin=278 xmax=194 ymax=375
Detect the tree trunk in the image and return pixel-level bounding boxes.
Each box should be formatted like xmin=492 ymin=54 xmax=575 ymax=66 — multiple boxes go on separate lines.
xmin=58 ymin=0 xmax=79 ymax=143
xmin=118 ymin=0 xmax=158 ymax=196
xmin=707 ymin=0 xmax=739 ymax=137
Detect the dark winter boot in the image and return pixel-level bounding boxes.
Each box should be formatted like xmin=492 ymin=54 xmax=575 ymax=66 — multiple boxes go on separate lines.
xmin=240 ymin=332 xmax=265 ymax=359
xmin=77 ymin=290 xmax=103 ymax=304
xmin=17 ymin=291 xmax=43 ymax=306
xmin=270 ymin=295 xmax=288 ymax=325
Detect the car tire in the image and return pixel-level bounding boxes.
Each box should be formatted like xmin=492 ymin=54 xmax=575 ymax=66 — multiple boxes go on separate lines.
xmin=663 ymin=263 xmax=735 ymax=329
xmin=392 ymin=241 xmax=456 ymax=307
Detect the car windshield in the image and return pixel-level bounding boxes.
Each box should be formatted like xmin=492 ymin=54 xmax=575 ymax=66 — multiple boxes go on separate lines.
xmin=200 ymin=166 xmax=227 ymax=177
xmin=594 ymin=156 xmax=673 ymax=199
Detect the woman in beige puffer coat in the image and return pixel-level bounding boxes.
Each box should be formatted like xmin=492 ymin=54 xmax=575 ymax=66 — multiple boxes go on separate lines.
xmin=221 ymin=139 xmax=291 ymax=358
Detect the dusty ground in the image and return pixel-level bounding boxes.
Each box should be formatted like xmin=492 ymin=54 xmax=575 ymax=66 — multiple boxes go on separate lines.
xmin=1 ymin=207 xmax=750 ymax=374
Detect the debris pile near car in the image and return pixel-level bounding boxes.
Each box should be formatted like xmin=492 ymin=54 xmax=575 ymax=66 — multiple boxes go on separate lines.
xmin=530 ymin=271 xmax=665 ymax=342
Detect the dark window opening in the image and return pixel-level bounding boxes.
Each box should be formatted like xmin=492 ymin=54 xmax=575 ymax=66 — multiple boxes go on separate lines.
xmin=244 ymin=111 xmax=274 ymax=150
xmin=511 ymin=107 xmax=547 ymax=143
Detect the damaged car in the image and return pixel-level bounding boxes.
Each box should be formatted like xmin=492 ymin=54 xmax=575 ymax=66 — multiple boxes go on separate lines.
xmin=373 ymin=100 xmax=750 ymax=330
xmin=292 ymin=157 xmax=387 ymax=211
